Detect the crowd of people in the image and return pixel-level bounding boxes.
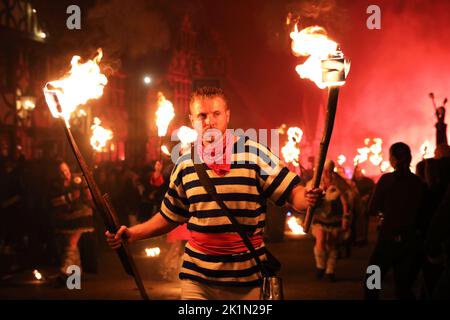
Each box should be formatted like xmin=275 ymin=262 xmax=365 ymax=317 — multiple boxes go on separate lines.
xmin=1 ymin=87 xmax=449 ymax=300
xmin=0 ymin=153 xmax=176 ymax=281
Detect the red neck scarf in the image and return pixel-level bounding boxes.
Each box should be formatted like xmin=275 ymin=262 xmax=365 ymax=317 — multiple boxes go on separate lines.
xmin=196 ymin=131 xmax=234 ymax=176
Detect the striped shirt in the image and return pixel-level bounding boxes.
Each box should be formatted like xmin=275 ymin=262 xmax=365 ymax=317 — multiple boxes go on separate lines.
xmin=160 ymin=136 xmax=301 ymax=287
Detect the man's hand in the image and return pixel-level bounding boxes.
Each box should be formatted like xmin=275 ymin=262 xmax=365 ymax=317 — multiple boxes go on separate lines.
xmin=304 ymin=187 xmax=324 ymax=208
xmin=105 ymin=225 xmax=134 ymax=249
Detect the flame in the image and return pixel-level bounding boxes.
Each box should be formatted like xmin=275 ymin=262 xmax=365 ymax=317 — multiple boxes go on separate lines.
xmin=278 ymin=124 xmax=287 ymax=135
xmin=177 ymin=126 xmax=198 ymax=146
xmin=353 ymin=147 xmax=370 ymax=166
xmin=290 ymin=24 xmax=349 ymax=89
xmin=380 ymin=161 xmax=392 ymax=173
xmin=33 ymin=269 xmax=43 ymax=281
xmin=161 ymin=145 xmax=170 ymax=156
xmin=287 ymin=216 xmax=306 ymax=235
xmin=43 ymin=49 xmax=107 ymax=126
xmin=420 ymin=140 xmax=433 ymax=159
xmin=155 ymin=92 xmax=175 ymax=137
xmin=354 ymin=138 xmax=383 ymax=167
xmin=282 ymin=143 xmax=301 ymax=167
xmin=369 ymin=138 xmax=383 ymax=166
xmin=287 ymin=127 xmax=303 ymax=143
xmin=90 ymin=117 xmax=113 ymax=152
xmin=77 ymin=109 xmax=87 ymax=117
xmin=145 ymin=247 xmax=161 ymax=257
xmin=337 ymin=154 xmax=346 ymax=166
xmin=281 ymin=127 xmax=303 ymax=167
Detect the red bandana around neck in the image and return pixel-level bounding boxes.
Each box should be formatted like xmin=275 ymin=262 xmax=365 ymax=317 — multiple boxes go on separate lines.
xmin=196 ymin=130 xmax=234 ymax=176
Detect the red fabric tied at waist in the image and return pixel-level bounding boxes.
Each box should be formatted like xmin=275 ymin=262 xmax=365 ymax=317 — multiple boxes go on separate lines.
xmin=188 ymin=231 xmax=263 ymax=255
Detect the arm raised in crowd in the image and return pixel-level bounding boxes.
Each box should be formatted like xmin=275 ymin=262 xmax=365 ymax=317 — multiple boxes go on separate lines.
xmin=105 ymin=212 xmax=178 ymax=249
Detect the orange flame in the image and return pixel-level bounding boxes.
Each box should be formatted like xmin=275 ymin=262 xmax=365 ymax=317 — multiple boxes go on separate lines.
xmin=155 ymin=92 xmax=175 ymax=137
xmin=369 ymin=138 xmax=383 ymax=166
xmin=353 ymin=147 xmax=370 ymax=166
xmin=287 ymin=216 xmax=306 ymax=235
xmin=161 ymin=145 xmax=170 ymax=156
xmin=177 ymin=126 xmax=198 ymax=146
xmin=337 ymin=154 xmax=346 ymax=166
xmin=90 ymin=117 xmax=113 ymax=152
xmin=354 ymin=138 xmax=383 ymax=167
xmin=33 ymin=269 xmax=43 ymax=281
xmin=420 ymin=140 xmax=433 ymax=159
xmin=281 ymin=127 xmax=303 ymax=166
xmin=43 ymin=49 xmax=107 ymax=126
xmin=380 ymin=161 xmax=392 ymax=173
xmin=290 ymin=24 xmax=349 ymax=89
xmin=145 ymin=247 xmax=161 ymax=257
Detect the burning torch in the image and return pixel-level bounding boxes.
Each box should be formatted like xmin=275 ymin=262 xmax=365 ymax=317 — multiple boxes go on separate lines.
xmin=290 ymin=24 xmax=350 ymax=232
xmin=155 ymin=92 xmax=175 ymax=161
xmin=43 ymin=50 xmax=149 ymax=300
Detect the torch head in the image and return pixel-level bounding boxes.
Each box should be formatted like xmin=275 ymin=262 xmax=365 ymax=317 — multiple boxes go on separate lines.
xmin=321 ymin=50 xmax=347 ymax=87
xmin=44 ymin=83 xmax=64 ymax=116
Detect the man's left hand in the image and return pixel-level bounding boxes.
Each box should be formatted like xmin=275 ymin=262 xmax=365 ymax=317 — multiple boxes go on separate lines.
xmin=305 ymin=188 xmax=324 ymax=208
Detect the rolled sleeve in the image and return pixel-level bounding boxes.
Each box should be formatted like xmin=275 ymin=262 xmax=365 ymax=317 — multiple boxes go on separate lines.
xmin=160 ymin=164 xmax=191 ymax=224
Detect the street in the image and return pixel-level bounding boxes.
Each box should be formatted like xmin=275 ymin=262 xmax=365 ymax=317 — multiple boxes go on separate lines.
xmin=0 ymin=218 xmax=395 ymax=300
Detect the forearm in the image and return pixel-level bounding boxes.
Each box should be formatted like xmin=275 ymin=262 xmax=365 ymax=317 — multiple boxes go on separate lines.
xmin=288 ymin=185 xmax=308 ymax=211
xmin=129 ymin=212 xmax=178 ymax=242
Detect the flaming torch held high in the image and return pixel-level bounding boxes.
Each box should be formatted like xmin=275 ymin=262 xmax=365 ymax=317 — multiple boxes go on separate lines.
xmin=90 ymin=117 xmax=113 ymax=152
xmin=290 ymin=22 xmax=350 ymax=232
xmin=155 ymin=92 xmax=175 ymax=160
xmin=43 ymin=50 xmax=148 ymax=300
xmin=155 ymin=92 xmax=175 ymax=137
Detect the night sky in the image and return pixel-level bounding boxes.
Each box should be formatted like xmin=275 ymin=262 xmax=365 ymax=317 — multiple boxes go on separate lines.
xmin=30 ymin=0 xmax=450 ymax=171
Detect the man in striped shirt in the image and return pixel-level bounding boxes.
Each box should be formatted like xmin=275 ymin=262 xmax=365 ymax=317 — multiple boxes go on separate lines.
xmin=106 ymin=87 xmax=322 ymax=299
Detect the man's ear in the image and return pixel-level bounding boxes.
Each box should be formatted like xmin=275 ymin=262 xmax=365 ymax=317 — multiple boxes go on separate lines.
xmin=226 ymin=109 xmax=230 ymax=124
xmin=189 ymin=114 xmax=194 ymax=126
